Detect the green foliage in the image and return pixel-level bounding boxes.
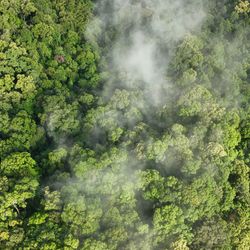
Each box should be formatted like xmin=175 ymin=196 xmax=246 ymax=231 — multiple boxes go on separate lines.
xmin=172 ymin=35 xmax=204 ymax=76
xmin=61 ymin=197 xmax=103 ymax=236
xmin=153 ymin=205 xmax=186 ymax=235
xmin=0 ymin=152 xmax=38 ymax=248
xmin=0 ymin=0 xmax=250 ymax=249
xmin=235 ymin=1 xmax=250 ymax=14
xmin=191 ymin=216 xmax=231 ymax=249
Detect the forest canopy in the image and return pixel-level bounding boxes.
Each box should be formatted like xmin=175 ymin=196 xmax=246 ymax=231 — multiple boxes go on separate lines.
xmin=0 ymin=0 xmax=250 ymax=249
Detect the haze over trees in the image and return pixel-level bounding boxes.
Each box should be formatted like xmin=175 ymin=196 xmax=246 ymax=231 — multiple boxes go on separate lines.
xmin=0 ymin=0 xmax=250 ymax=249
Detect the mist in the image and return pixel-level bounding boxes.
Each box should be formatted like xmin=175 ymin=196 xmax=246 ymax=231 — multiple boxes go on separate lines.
xmin=2 ymin=0 xmax=249 ymax=249
xmin=68 ymin=0 xmax=208 ymax=248
xmin=87 ymin=0 xmax=206 ymax=106
xmin=43 ymin=0 xmax=244 ymax=248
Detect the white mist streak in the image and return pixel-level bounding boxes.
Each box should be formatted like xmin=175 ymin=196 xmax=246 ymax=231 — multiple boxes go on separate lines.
xmin=88 ymin=0 xmax=206 ymax=105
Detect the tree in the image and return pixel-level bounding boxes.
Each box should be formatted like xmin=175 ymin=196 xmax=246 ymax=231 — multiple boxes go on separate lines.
xmin=61 ymin=197 xmax=103 ymax=236
xmin=0 ymin=152 xmax=39 ymax=248
xmin=191 ymin=216 xmax=231 ymax=250
xmin=235 ymin=1 xmax=250 ymax=14
xmin=81 ymin=238 xmax=107 ymax=250
xmin=171 ymin=35 xmax=204 ymax=76
xmin=153 ymin=204 xmax=191 ymax=247
xmin=40 ymin=95 xmax=80 ymax=139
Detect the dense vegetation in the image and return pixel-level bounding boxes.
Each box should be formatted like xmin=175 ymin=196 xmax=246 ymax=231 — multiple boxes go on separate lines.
xmin=0 ymin=0 xmax=250 ymax=249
